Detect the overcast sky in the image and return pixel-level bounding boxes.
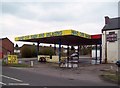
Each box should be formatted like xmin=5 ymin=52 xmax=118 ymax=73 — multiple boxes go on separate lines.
xmin=0 ymin=0 xmax=119 ymax=46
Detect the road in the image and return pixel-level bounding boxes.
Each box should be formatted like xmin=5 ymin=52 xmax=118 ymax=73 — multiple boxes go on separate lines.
xmin=2 ymin=67 xmax=83 ymax=86
xmin=1 ymin=66 xmax=118 ymax=87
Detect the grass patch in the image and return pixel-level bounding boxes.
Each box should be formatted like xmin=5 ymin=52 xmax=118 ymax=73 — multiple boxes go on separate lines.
xmin=8 ymin=63 xmax=30 ymax=67
xmin=2 ymin=60 xmax=29 ymax=67
xmin=100 ymin=70 xmax=120 ymax=84
xmin=2 ymin=60 xmax=7 ymax=66
xmin=2 ymin=62 xmax=29 ymax=68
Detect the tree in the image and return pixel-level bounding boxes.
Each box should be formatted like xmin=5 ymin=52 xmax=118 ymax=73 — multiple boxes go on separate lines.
xmin=15 ymin=44 xmax=18 ymax=47
xmin=21 ymin=46 xmax=32 ymax=58
xmin=21 ymin=45 xmax=37 ymax=58
xmin=38 ymin=47 xmax=55 ymax=56
xmin=31 ymin=45 xmax=37 ymax=57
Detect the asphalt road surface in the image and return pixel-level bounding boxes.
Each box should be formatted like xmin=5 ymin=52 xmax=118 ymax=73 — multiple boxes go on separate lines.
xmin=1 ymin=66 xmax=118 ymax=87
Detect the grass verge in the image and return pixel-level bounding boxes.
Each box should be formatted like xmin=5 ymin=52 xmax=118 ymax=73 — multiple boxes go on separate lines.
xmin=8 ymin=63 xmax=30 ymax=67
xmin=2 ymin=61 xmax=30 ymax=67
xmin=100 ymin=69 xmax=120 ymax=84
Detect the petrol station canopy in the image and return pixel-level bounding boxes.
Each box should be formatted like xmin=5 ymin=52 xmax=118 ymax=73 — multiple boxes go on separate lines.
xmin=15 ymin=29 xmax=101 ymax=45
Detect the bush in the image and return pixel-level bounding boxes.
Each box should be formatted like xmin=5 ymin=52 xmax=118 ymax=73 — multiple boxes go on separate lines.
xmin=21 ymin=45 xmax=37 ymax=58
xmin=38 ymin=48 xmax=54 ymax=56
xmin=21 ymin=47 xmax=32 ymax=58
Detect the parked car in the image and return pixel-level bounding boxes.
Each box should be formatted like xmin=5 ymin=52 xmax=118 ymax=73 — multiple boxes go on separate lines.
xmin=38 ymin=57 xmax=46 ymax=62
xmin=116 ymin=60 xmax=120 ymax=67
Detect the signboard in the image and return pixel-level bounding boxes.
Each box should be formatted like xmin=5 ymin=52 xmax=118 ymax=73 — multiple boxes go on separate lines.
xmin=107 ymin=32 xmax=117 ymax=42
xmin=8 ymin=55 xmax=18 ymax=64
xmin=15 ymin=30 xmax=91 ymax=41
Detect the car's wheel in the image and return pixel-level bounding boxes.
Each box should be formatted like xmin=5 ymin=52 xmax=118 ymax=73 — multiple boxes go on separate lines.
xmin=43 ymin=58 xmax=46 ymax=62
xmin=38 ymin=58 xmax=41 ymax=62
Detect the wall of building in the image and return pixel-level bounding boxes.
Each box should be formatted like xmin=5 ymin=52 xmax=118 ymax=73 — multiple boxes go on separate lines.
xmin=107 ymin=30 xmax=118 ymax=63
xmin=0 ymin=38 xmax=14 ymax=59
xmin=102 ymin=30 xmax=119 ymax=63
xmin=118 ymin=30 xmax=120 ymax=61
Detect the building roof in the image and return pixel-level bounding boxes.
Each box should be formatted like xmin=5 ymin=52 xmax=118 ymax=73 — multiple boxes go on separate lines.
xmin=15 ymin=29 xmax=91 ymax=41
xmin=15 ymin=29 xmax=101 ymax=45
xmin=102 ymin=17 xmax=120 ymax=31
xmin=0 ymin=37 xmax=14 ymax=44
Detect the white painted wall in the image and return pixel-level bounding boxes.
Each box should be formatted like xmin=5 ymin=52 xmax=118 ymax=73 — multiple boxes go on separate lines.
xmin=107 ymin=30 xmax=118 ymax=63
xmin=102 ymin=30 xmax=119 ymax=63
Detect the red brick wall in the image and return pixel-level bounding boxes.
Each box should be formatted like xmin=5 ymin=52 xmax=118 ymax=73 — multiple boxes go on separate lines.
xmin=0 ymin=38 xmax=14 ymax=59
xmin=0 ymin=52 xmax=3 ymax=59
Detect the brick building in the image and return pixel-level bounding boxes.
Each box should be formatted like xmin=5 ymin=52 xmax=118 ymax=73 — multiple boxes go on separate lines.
xmin=0 ymin=38 xmax=14 ymax=59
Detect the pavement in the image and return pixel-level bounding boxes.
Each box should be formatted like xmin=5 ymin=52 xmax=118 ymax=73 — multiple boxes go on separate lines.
xmin=6 ymin=62 xmax=118 ymax=86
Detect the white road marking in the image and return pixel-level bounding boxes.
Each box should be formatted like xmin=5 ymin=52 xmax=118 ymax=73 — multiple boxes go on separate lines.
xmin=0 ymin=82 xmax=6 ymax=85
xmin=8 ymin=83 xmax=30 ymax=85
xmin=0 ymin=75 xmax=23 ymax=82
xmin=9 ymin=67 xmax=23 ymax=69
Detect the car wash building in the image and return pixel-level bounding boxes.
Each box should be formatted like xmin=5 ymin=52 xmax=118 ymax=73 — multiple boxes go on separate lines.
xmin=15 ymin=29 xmax=102 ymax=67
xmin=15 ymin=16 xmax=120 ymax=65
xmin=102 ymin=16 xmax=120 ymax=63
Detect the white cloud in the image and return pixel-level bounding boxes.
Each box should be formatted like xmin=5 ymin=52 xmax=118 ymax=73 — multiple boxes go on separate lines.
xmin=0 ymin=1 xmax=118 ymax=46
xmin=78 ymin=23 xmax=104 ymax=34
xmin=1 ymin=14 xmax=52 ymax=35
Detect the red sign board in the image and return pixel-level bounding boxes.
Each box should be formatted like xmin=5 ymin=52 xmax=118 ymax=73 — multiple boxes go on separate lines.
xmin=107 ymin=32 xmax=117 ymax=42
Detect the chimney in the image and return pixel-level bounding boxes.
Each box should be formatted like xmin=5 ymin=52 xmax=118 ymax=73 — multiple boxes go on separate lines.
xmin=105 ymin=16 xmax=110 ymax=24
